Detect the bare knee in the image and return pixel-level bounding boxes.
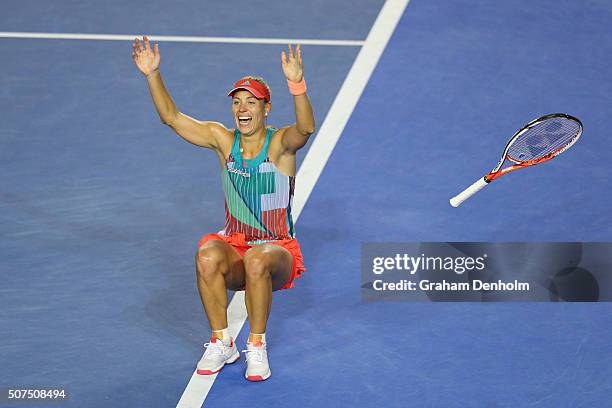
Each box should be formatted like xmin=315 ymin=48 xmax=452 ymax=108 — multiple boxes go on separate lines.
xmin=196 ymin=241 xmax=228 ymax=282
xmin=244 ymin=246 xmax=279 ymax=281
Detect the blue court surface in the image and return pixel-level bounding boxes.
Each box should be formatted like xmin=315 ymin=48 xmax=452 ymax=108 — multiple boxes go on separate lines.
xmin=2 ymin=1 xmax=612 ymax=407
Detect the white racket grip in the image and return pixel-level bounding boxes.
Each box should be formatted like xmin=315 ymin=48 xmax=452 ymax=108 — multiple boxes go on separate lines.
xmin=449 ymin=177 xmax=489 ymax=207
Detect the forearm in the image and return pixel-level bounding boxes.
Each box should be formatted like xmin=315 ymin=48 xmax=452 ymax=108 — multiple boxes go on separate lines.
xmin=145 ymin=70 xmax=179 ymax=125
xmin=293 ymin=93 xmax=315 ymax=135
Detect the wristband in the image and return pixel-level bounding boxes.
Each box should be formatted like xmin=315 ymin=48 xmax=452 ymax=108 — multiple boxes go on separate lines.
xmin=287 ymin=78 xmax=307 ymax=96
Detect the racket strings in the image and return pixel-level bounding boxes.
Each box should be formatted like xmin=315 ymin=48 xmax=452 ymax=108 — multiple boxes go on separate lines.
xmin=507 ymin=118 xmax=581 ymax=162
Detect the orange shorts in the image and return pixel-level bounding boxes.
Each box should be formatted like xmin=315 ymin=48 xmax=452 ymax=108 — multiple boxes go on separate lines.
xmin=197 ymin=233 xmax=306 ymax=290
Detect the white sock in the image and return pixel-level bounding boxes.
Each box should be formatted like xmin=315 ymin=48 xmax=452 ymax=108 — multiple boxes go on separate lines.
xmin=212 ymin=328 xmax=229 ymax=341
xmin=249 ymin=332 xmax=266 ymax=344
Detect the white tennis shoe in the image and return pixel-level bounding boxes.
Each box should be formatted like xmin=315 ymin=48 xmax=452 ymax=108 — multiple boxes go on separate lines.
xmin=243 ymin=342 xmax=271 ymax=381
xmin=196 ymin=337 xmax=240 ymax=375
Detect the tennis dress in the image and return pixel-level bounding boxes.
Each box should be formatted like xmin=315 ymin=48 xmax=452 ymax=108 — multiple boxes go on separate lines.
xmin=221 ymin=127 xmax=296 ymax=244
xmin=197 ymin=127 xmax=305 ymax=290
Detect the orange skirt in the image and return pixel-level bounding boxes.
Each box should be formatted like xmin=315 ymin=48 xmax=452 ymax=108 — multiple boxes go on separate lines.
xmin=197 ymin=232 xmax=306 ymax=290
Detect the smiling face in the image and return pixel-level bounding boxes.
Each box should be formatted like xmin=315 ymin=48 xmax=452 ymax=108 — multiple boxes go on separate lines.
xmin=231 ymin=90 xmax=271 ymax=136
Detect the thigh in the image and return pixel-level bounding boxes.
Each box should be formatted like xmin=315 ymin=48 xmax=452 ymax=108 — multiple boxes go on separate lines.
xmin=244 ymin=244 xmax=293 ymax=291
xmin=197 ymin=238 xmax=247 ymax=291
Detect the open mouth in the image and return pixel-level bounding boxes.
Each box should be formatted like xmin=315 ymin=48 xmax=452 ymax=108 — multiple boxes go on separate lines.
xmin=238 ymin=116 xmax=252 ymax=126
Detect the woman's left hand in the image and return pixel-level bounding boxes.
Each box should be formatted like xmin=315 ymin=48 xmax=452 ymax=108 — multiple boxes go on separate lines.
xmin=281 ymin=44 xmax=304 ymax=83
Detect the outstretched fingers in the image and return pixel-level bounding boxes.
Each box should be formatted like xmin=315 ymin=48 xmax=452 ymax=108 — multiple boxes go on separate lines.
xmin=296 ymin=44 xmax=302 ymax=66
xmin=144 ymin=36 xmax=152 ymax=52
xmin=133 ymin=36 xmax=160 ymax=58
xmin=285 ymin=44 xmax=303 ymax=67
xmin=135 ymin=37 xmax=144 ymax=52
xmin=281 ymin=50 xmax=287 ymax=67
xmin=281 ymin=44 xmax=304 ymax=82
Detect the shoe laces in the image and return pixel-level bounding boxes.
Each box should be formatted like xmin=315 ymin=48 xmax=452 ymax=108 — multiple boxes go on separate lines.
xmin=203 ymin=338 xmax=228 ymax=358
xmin=242 ymin=343 xmax=265 ymax=363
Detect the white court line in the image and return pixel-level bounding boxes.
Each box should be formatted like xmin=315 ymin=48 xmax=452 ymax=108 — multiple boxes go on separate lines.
xmin=176 ymin=0 xmax=410 ymax=407
xmin=0 ymin=32 xmax=363 ymax=46
xmin=292 ymin=0 xmax=409 ymax=220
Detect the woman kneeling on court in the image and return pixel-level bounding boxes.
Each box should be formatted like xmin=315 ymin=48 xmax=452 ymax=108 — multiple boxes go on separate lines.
xmin=132 ymin=36 xmax=314 ymax=381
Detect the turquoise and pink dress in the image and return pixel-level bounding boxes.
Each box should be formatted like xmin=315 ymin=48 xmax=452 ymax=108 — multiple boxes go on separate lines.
xmin=198 ymin=127 xmax=305 ymax=289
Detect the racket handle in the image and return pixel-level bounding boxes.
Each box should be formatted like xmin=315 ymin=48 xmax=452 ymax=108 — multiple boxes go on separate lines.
xmin=450 ymin=177 xmax=489 ymax=207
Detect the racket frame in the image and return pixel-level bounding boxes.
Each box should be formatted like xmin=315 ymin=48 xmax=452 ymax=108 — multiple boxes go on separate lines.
xmin=449 ymin=113 xmax=583 ymax=207
xmin=485 ymin=113 xmax=583 ymax=182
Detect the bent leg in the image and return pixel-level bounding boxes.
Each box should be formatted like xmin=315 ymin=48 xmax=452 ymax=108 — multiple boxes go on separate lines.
xmin=195 ymin=239 xmax=246 ymax=331
xmin=243 ymin=244 xmax=293 ymax=334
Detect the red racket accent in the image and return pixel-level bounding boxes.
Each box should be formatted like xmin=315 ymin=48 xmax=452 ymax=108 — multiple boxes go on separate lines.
xmin=486 ymin=145 xmax=573 ymax=181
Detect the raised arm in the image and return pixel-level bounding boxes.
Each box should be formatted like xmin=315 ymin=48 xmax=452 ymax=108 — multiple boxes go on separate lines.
xmin=132 ymin=36 xmax=227 ymax=149
xmin=279 ymin=44 xmax=316 ymax=153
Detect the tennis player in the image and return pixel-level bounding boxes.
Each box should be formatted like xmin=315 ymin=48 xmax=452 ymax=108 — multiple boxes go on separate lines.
xmin=132 ymin=36 xmax=314 ymax=381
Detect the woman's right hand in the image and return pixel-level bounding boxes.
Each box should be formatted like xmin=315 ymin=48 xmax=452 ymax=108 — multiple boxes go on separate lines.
xmin=132 ymin=36 xmax=160 ymax=76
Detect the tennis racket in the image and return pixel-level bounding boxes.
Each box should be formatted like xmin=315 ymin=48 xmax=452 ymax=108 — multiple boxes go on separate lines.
xmin=449 ymin=113 xmax=583 ymax=207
